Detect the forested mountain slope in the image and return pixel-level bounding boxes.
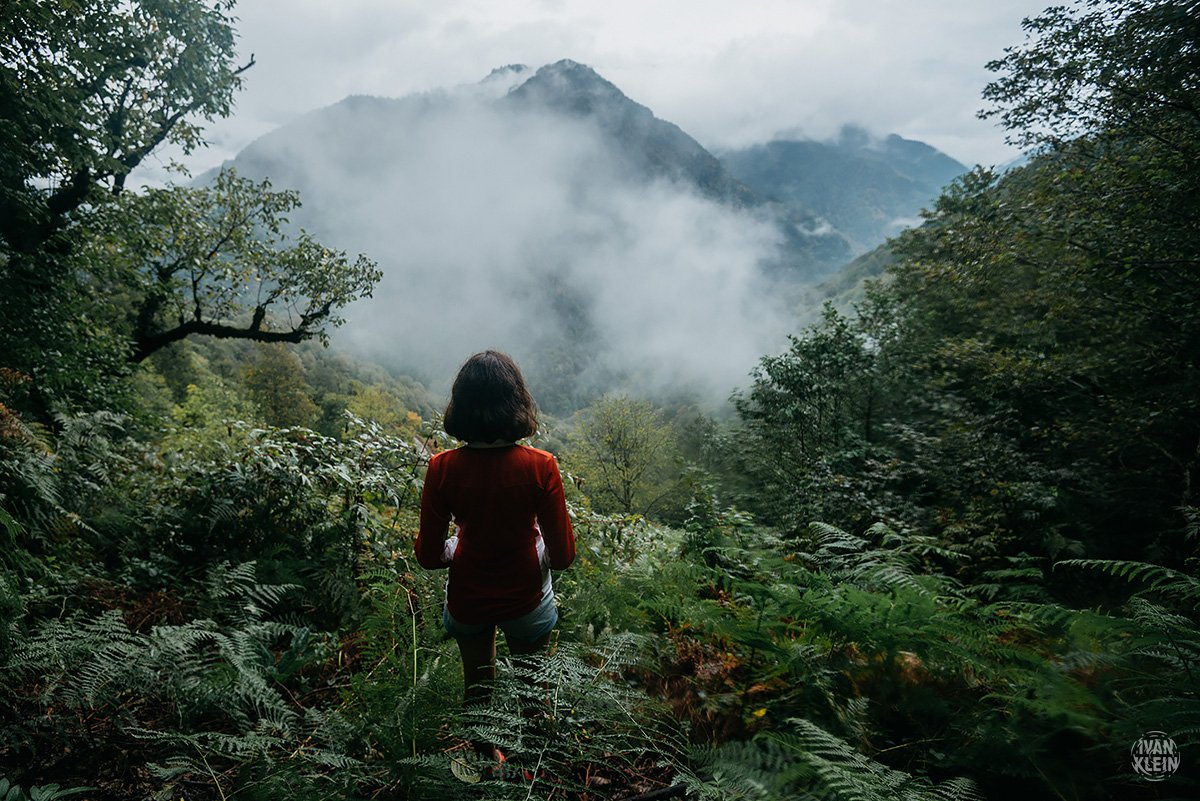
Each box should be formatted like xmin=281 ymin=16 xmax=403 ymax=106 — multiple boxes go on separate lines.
xmin=720 ymin=125 xmax=966 ymax=252
xmin=210 ymin=59 xmax=964 ymax=407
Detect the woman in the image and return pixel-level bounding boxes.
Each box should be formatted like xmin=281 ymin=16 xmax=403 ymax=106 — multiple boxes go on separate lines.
xmin=415 ymin=350 xmax=575 ymax=762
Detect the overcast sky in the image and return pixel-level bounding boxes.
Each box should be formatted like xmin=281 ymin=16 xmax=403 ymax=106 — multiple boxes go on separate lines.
xmin=151 ymin=0 xmax=1052 ymax=182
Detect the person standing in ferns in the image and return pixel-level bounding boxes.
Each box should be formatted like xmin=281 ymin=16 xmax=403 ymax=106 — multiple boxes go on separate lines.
xmin=415 ymin=350 xmax=575 ymax=760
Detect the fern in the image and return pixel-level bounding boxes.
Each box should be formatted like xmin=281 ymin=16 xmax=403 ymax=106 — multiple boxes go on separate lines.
xmin=688 ymin=717 xmax=983 ymax=801
xmin=0 ymin=778 xmax=93 ymax=801
xmin=1057 ymin=558 xmax=1200 ymax=609
xmin=400 ymin=633 xmax=686 ymax=799
xmin=205 ymin=560 xmax=301 ymax=623
xmin=3 ymin=561 xmax=353 ymax=798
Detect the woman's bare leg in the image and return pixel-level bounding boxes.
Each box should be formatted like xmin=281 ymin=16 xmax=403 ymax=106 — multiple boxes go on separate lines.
xmin=456 ymin=628 xmax=505 ymax=762
xmin=456 ymin=627 xmax=497 ymax=706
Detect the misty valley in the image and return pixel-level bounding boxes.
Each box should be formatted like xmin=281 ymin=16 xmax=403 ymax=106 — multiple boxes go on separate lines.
xmin=208 ymin=58 xmax=964 ymax=411
xmin=1 ymin=2 xmax=1197 ymax=800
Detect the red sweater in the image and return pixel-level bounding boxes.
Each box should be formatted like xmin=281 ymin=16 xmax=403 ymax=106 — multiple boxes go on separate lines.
xmin=416 ymin=444 xmax=575 ymax=623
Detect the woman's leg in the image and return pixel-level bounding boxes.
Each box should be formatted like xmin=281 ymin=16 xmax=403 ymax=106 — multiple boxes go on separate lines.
xmin=507 ymin=630 xmax=554 ymax=730
xmin=456 ymin=627 xmax=497 ymax=706
xmin=457 ymin=628 xmax=505 ymax=762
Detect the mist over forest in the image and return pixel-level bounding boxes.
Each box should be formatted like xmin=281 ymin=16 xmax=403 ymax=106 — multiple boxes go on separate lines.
xmin=213 ymin=59 xmax=961 ymax=409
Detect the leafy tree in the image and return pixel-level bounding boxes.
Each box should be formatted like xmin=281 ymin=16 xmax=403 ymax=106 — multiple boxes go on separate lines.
xmin=733 ymin=292 xmax=913 ymax=534
xmin=0 ymin=2 xmax=380 ymax=415
xmin=567 ymin=395 xmax=682 ymax=516
xmin=980 ymin=0 xmax=1200 ymax=152
xmin=737 ymin=1 xmax=1199 ymax=563
xmin=345 ymin=383 xmax=424 ymax=439
xmin=887 ymin=0 xmax=1200 ymax=561
xmin=241 ymin=343 xmax=320 ymax=429
xmin=92 ymin=168 xmax=381 ymax=362
xmin=166 ymin=378 xmax=255 ymax=454
xmin=1 ymin=0 xmax=248 ymax=253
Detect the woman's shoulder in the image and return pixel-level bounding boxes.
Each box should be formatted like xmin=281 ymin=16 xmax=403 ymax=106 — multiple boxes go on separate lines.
xmin=428 ymin=446 xmax=466 ymax=469
xmin=515 ymin=444 xmax=558 ymax=464
xmin=508 ymin=445 xmax=563 ymax=478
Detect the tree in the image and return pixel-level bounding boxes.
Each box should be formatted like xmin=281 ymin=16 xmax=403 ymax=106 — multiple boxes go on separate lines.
xmin=1 ymin=0 xmax=249 ymax=256
xmin=0 ymin=2 xmax=381 ymax=414
xmin=241 ymin=343 xmax=319 ymax=429
xmin=883 ymin=0 xmax=1200 ymax=560
xmin=733 ymin=1 xmax=1200 ymax=560
xmin=980 ymin=0 xmax=1200 ymax=152
xmin=567 ymin=395 xmax=681 ymax=516
xmin=733 ymin=292 xmax=913 ymax=534
xmin=90 ymin=168 xmax=381 ymax=362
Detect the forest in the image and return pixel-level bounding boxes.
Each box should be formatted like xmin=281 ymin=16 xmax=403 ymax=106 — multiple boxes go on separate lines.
xmin=1 ymin=0 xmax=1197 ymax=799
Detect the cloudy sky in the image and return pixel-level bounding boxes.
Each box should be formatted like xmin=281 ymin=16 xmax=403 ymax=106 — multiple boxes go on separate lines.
xmin=154 ymin=0 xmax=1052 ymax=181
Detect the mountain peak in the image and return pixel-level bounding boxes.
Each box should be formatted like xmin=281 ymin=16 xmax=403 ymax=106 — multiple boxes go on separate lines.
xmin=505 ymin=58 xmax=632 ymax=115
xmin=537 ymin=58 xmax=599 ymax=77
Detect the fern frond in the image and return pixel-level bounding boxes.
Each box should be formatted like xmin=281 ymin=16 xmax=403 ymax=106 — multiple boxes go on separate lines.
xmin=689 ymin=717 xmax=982 ymax=801
xmin=1056 ymin=559 xmax=1200 ymax=608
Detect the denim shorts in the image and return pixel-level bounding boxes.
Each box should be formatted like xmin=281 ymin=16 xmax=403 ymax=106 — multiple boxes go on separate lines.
xmin=443 ymin=590 xmax=559 ymax=644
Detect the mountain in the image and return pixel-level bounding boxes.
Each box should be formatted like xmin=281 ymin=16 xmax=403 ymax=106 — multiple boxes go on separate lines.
xmin=224 ymin=59 xmax=856 ymax=283
xmin=501 ymin=62 xmax=864 ymax=274
xmin=718 ymin=125 xmax=966 ymax=252
xmin=504 ymin=60 xmax=755 ymax=207
xmin=207 ymin=60 xmax=958 ymax=408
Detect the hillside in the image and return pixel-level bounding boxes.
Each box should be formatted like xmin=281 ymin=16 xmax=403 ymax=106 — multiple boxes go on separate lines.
xmin=719 ymin=125 xmax=965 ymax=252
xmin=203 ymin=60 xmax=973 ymax=408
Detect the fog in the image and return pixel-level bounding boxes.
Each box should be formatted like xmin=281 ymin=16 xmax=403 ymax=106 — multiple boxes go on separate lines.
xmin=144 ymin=0 xmax=1048 ymax=184
xmin=235 ymin=72 xmax=796 ymax=410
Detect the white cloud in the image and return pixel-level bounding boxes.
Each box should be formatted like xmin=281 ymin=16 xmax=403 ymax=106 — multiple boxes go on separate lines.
xmin=250 ymin=91 xmax=789 ymax=403
xmin=126 ymin=1 xmax=1056 ymax=403
xmin=133 ymin=0 xmax=1050 ymax=187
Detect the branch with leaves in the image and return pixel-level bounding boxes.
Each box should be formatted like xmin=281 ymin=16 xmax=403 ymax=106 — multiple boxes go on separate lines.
xmin=82 ymin=168 xmax=382 ymax=362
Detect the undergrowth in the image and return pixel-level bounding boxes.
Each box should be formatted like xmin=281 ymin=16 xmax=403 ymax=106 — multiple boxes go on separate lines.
xmin=2 ymin=410 xmax=1196 ymax=800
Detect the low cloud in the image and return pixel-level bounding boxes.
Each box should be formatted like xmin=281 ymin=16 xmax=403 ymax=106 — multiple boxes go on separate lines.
xmin=240 ymin=84 xmax=790 ymax=409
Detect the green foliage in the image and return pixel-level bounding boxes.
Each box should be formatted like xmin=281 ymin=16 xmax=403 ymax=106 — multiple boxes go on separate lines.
xmin=241 ymin=344 xmax=320 ymax=429
xmin=123 ymin=418 xmax=422 ymax=624
xmin=732 ymin=0 xmax=1200 ymax=570
xmin=888 ymin=0 xmax=1200 ymax=563
xmin=4 ymin=2 xmax=1199 ymax=799
xmin=165 ymin=378 xmax=256 ymax=452
xmin=1 ymin=0 xmax=249 ymax=415
xmin=566 ymin=395 xmax=686 ymax=518
xmin=733 ymin=291 xmax=911 ymax=534
xmin=1 ymin=0 xmax=246 ymax=243
xmin=555 ymin=506 xmax=696 ymax=642
xmin=4 ymin=562 xmax=348 ymax=798
xmin=624 ymin=509 xmax=1194 ymax=798
xmin=379 ymin=634 xmax=684 ymax=800
xmin=980 ymin=0 xmax=1200 ymax=151
xmin=686 ymin=717 xmax=983 ymax=801
xmin=87 ymin=167 xmax=382 ymax=363
xmin=0 ymin=778 xmax=92 ymax=801
xmin=1 ymin=5 xmax=381 ymax=416
xmin=887 ymin=140 xmax=1199 ymax=562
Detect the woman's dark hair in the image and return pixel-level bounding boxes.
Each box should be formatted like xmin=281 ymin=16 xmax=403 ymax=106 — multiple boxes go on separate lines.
xmin=443 ymin=350 xmax=538 ymax=443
